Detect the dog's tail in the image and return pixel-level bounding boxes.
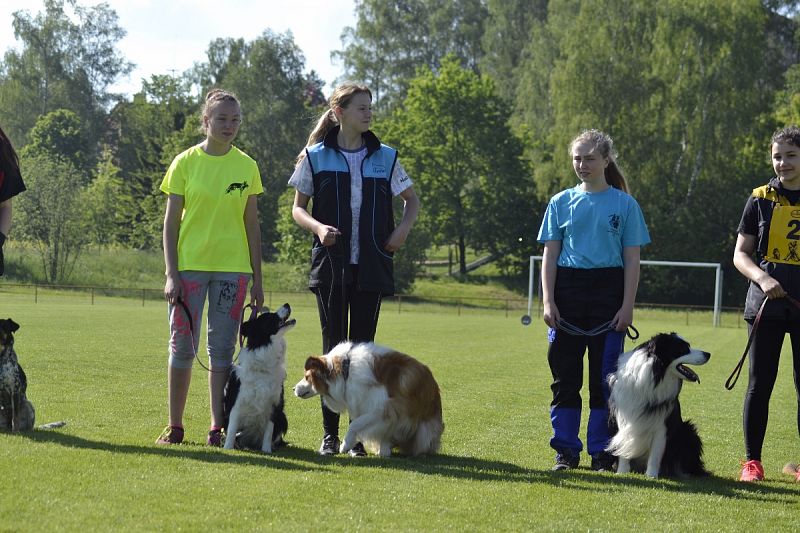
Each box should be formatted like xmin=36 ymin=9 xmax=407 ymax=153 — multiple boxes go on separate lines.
xmin=410 ymin=417 xmax=444 ymax=456
xmin=38 ymin=421 xmax=67 ymax=429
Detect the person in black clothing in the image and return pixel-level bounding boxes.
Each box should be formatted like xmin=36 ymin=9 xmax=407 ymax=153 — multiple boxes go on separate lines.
xmin=733 ymin=125 xmax=800 ymax=482
xmin=288 ymin=82 xmax=419 ymax=456
xmin=0 ymin=125 xmax=27 ymax=277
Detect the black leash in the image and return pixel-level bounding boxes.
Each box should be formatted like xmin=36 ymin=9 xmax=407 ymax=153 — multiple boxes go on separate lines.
xmin=725 ymin=294 xmax=800 ymax=390
xmin=175 ymin=297 xmax=258 ymax=373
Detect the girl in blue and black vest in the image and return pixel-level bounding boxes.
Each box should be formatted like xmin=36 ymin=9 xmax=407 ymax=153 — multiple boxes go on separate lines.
xmin=537 ymin=130 xmax=650 ymax=472
xmin=289 ymin=82 xmax=420 ymax=456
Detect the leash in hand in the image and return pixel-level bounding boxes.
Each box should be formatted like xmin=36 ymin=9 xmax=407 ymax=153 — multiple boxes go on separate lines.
xmin=174 ymin=298 xmax=258 ymax=373
xmin=725 ymin=294 xmax=800 ymax=390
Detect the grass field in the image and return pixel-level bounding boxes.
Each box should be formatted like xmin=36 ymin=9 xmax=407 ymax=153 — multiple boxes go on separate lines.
xmin=1 ymin=292 xmax=799 ymax=532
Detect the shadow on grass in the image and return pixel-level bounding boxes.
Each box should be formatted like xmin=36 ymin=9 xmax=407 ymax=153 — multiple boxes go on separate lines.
xmin=9 ymin=429 xmax=800 ymax=502
xmin=10 ymin=429 xmax=328 ymax=472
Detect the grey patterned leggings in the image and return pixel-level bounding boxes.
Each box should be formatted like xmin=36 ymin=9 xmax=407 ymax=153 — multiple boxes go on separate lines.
xmin=167 ymin=271 xmax=251 ymax=369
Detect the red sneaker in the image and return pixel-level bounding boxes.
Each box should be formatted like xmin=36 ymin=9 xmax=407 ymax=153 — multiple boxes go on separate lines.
xmin=740 ymin=459 xmax=765 ymax=482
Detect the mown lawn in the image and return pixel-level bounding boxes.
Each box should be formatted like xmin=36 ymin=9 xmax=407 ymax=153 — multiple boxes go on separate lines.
xmin=0 ymin=292 xmax=798 ymax=532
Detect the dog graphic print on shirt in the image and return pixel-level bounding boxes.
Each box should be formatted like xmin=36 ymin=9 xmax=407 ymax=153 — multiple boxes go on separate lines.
xmin=225 ymin=181 xmax=249 ymax=196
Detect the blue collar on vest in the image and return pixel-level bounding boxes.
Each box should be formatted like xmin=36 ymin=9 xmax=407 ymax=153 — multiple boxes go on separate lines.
xmin=323 ymin=125 xmax=382 ymax=157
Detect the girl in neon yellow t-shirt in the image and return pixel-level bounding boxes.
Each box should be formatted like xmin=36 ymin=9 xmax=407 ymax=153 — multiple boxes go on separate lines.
xmin=156 ymin=89 xmax=263 ymax=447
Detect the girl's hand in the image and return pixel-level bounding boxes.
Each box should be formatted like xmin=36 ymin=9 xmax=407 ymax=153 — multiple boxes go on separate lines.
xmin=543 ymin=300 xmax=560 ymax=329
xmin=316 ymin=225 xmax=341 ymax=247
xmin=164 ymin=273 xmax=183 ymax=305
xmin=384 ymin=227 xmax=409 ymax=253
xmin=757 ymin=274 xmax=786 ymax=299
xmin=250 ymin=278 xmax=264 ymax=311
xmin=611 ymin=306 xmax=633 ymax=332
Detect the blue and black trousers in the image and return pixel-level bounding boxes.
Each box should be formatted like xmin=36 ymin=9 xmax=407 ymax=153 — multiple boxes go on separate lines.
xmin=547 ymin=266 xmax=625 ymax=458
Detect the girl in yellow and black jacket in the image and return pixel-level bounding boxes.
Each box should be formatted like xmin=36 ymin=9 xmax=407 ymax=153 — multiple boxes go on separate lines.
xmin=734 ymin=125 xmax=800 ymax=482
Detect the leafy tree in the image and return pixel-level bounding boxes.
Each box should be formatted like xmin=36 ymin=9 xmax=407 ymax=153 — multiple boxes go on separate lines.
xmin=516 ymin=0 xmax=788 ymax=305
xmin=385 ymin=56 xmax=535 ymax=275
xmin=335 ymin=0 xmax=488 ymax=110
xmin=480 ymin=0 xmax=547 ymax=103
xmin=83 ymin=148 xmax=137 ymax=247
xmin=24 ymin=108 xmax=87 ymax=174
xmin=0 ymin=0 xmax=131 ymax=149
xmin=14 ymin=152 xmax=87 ymax=282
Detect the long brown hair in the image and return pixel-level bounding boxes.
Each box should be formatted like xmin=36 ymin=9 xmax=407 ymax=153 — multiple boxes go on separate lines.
xmin=0 ymin=125 xmax=20 ymax=178
xmin=569 ymin=129 xmax=629 ymax=193
xmin=296 ymin=82 xmax=372 ymax=164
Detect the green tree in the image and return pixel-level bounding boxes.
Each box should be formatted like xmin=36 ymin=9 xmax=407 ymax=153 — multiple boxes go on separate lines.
xmin=0 ymin=0 xmax=131 ymax=149
xmin=335 ymin=0 xmax=488 ymax=110
xmin=480 ymin=0 xmax=547 ymax=103
xmin=24 ymin=108 xmax=87 ymax=174
xmin=516 ymin=0 xmax=787 ymax=304
xmin=14 ymin=152 xmax=87 ymax=282
xmin=385 ymin=56 xmax=534 ymax=275
xmin=83 ymin=148 xmax=137 ymax=247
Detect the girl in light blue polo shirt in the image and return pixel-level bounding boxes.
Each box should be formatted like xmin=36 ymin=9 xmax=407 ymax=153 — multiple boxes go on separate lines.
xmin=537 ymin=129 xmax=650 ymax=472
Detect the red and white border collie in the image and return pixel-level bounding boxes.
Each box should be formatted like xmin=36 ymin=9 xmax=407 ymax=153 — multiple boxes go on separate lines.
xmin=293 ymin=341 xmax=443 ymax=457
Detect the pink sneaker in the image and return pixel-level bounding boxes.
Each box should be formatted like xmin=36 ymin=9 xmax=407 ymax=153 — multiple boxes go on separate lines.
xmin=740 ymin=459 xmax=765 ymax=482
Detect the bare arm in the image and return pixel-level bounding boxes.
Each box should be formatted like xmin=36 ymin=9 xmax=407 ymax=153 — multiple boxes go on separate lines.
xmin=163 ymin=194 xmax=184 ymax=304
xmin=0 ymin=198 xmax=11 ymax=237
xmin=612 ymin=246 xmax=641 ymax=331
xmin=733 ymin=232 xmax=785 ymax=298
xmin=384 ymin=186 xmax=420 ymax=252
xmin=541 ymin=240 xmax=561 ymax=328
xmin=244 ymin=195 xmax=264 ymax=309
xmin=291 ymin=190 xmax=340 ymax=246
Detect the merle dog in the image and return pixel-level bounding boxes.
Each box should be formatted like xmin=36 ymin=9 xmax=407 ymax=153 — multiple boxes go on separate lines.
xmin=0 ymin=318 xmax=35 ymax=431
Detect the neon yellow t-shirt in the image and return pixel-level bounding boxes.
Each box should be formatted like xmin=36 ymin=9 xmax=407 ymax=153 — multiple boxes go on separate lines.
xmin=160 ymin=145 xmax=263 ymax=273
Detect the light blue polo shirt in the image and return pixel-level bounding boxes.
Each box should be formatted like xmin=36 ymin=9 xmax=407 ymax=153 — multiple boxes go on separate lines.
xmin=537 ymin=185 xmax=650 ymax=268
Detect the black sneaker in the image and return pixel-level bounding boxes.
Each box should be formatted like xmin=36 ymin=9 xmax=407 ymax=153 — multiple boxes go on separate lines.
xmin=319 ymin=434 xmax=341 ymax=456
xmin=591 ymin=452 xmax=616 ymax=472
xmin=349 ymin=442 xmax=367 ymax=457
xmin=553 ymin=450 xmax=579 ymax=471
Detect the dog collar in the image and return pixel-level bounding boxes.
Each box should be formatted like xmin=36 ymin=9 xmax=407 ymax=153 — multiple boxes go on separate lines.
xmin=341 ymin=356 xmax=350 ymax=380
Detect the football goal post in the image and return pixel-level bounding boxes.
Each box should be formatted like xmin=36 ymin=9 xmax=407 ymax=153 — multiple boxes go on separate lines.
xmin=522 ymin=256 xmax=723 ymax=327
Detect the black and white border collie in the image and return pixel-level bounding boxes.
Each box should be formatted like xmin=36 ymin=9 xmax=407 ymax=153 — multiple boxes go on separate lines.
xmin=222 ymin=304 xmax=295 ymax=453
xmin=607 ymin=332 xmax=711 ymax=478
xmin=293 ymin=341 xmax=444 ymax=457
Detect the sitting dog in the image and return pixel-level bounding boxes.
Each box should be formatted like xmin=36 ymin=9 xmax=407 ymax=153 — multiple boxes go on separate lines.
xmin=222 ymin=304 xmax=294 ymax=453
xmin=294 ymin=341 xmax=444 ymax=457
xmin=0 ymin=318 xmax=35 ymax=431
xmin=607 ymin=332 xmax=710 ymax=478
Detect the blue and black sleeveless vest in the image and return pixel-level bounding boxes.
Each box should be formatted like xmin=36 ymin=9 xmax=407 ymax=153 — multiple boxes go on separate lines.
xmin=304 ymin=126 xmax=398 ymax=294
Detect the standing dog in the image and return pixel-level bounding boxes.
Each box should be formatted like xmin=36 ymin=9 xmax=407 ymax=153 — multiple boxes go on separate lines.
xmin=293 ymin=341 xmax=444 ymax=457
xmin=0 ymin=318 xmax=35 ymax=431
xmin=222 ymin=304 xmax=294 ymax=453
xmin=607 ymin=332 xmax=710 ymax=478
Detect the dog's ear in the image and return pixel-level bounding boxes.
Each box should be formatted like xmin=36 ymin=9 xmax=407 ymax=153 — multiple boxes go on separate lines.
xmin=3 ymin=319 xmax=19 ymax=333
xmin=304 ymin=356 xmax=326 ymax=373
xmin=240 ymin=319 xmax=253 ymax=339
